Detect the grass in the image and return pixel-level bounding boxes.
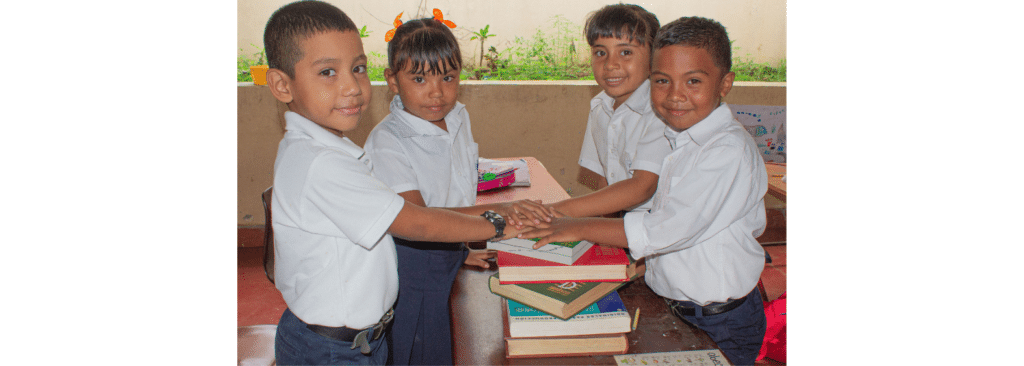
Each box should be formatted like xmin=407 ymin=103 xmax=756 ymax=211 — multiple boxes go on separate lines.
xmin=732 ymin=47 xmax=786 ymax=82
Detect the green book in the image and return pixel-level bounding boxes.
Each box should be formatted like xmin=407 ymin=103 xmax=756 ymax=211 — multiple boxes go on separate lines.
xmin=486 ymin=238 xmax=593 ymax=265
xmin=489 ymin=269 xmax=638 ymax=320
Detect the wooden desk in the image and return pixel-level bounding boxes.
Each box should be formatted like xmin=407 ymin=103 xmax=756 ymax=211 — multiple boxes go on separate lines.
xmin=451 ymin=157 xmax=719 ymax=365
xmin=765 ymin=163 xmax=786 ymax=201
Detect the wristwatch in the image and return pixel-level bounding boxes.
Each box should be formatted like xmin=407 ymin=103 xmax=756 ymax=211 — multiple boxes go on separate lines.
xmin=480 ymin=210 xmax=506 ymax=240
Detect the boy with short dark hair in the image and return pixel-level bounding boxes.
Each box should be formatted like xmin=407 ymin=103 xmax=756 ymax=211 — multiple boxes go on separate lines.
xmin=547 ymin=3 xmax=672 ymax=218
xmin=261 ymin=2 xmax=530 ymax=364
xmin=525 ymin=16 xmax=769 ymax=365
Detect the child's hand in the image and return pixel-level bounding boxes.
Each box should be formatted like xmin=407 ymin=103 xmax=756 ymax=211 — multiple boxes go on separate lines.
xmin=494 ymin=200 xmax=554 ymax=228
xmin=543 ymin=203 xmax=570 ymax=218
xmin=518 ymin=217 xmax=584 ymax=249
xmin=464 ymin=249 xmax=497 ymax=269
xmin=498 ymin=219 xmax=549 ymax=241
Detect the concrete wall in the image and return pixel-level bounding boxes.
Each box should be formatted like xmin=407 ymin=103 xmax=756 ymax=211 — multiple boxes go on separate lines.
xmin=237 ymin=81 xmax=786 ymax=226
xmin=238 ymin=0 xmax=787 ymax=67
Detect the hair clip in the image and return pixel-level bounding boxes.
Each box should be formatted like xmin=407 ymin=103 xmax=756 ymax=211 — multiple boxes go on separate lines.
xmin=433 ymin=8 xmax=456 ymax=28
xmin=385 ymin=12 xmax=403 ymax=42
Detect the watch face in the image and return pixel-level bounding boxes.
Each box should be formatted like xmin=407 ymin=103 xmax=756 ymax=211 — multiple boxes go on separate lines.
xmin=484 ymin=211 xmax=504 ymax=238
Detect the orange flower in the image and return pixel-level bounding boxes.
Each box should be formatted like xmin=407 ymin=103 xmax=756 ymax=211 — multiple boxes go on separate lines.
xmin=433 ymin=8 xmax=456 ymax=28
xmin=384 ymin=12 xmax=403 ymax=42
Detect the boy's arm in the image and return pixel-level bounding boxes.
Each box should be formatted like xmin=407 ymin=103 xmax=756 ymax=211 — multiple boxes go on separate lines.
xmin=398 ymin=190 xmax=554 ymax=228
xmin=519 ymin=217 xmax=628 ymax=249
xmin=550 ymin=170 xmax=658 ymax=218
xmin=388 ymin=201 xmax=525 ymax=243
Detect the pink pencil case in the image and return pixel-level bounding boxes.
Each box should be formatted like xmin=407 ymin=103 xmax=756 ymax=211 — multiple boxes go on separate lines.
xmin=478 ymin=170 xmax=516 ymax=191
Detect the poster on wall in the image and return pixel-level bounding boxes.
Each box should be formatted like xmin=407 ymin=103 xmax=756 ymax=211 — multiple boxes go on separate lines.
xmin=729 ymin=104 xmax=786 ymax=163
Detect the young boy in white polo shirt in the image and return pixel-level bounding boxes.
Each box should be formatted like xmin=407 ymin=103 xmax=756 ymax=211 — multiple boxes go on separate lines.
xmin=548 ymin=4 xmax=671 ymax=218
xmin=260 ymin=2 xmax=536 ymax=364
xmin=523 ymin=16 xmax=769 ymax=365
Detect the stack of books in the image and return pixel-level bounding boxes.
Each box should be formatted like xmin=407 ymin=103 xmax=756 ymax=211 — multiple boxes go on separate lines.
xmin=487 ymin=239 xmax=641 ymax=358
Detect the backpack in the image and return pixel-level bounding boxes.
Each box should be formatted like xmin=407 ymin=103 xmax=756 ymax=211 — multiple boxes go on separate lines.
xmin=757 ymin=291 xmax=786 ymax=363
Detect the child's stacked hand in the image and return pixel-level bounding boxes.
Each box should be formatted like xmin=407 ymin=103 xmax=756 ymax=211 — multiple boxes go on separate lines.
xmin=493 ymin=199 xmax=556 ymax=229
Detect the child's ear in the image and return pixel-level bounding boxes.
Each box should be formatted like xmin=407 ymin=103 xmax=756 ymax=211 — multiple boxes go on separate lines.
xmin=719 ymin=71 xmax=736 ymax=99
xmin=266 ymin=68 xmax=293 ymax=103
xmin=383 ymin=68 xmax=400 ymax=94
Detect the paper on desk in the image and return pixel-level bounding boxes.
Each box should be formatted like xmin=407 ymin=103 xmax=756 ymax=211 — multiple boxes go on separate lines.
xmin=478 ymin=158 xmax=530 ymax=187
xmin=614 ymin=350 xmax=731 ymax=366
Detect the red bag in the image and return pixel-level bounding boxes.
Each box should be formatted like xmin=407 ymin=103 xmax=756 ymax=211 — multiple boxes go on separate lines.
xmin=757 ymin=291 xmax=786 ymax=363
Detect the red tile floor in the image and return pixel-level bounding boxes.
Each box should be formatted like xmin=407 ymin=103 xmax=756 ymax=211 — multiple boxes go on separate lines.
xmin=235 ymin=239 xmax=786 ymax=362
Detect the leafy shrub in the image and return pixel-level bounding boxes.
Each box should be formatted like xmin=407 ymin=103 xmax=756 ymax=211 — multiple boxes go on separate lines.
xmin=237 ymin=44 xmax=265 ymax=82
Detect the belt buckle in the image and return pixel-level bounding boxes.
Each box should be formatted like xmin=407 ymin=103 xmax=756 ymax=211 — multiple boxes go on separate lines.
xmin=371 ymin=309 xmax=394 ymax=341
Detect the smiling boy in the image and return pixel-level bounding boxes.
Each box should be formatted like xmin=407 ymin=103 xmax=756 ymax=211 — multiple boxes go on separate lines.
xmin=524 ymin=16 xmax=769 ymax=365
xmin=548 ymin=4 xmax=671 ymax=219
xmin=261 ymin=2 xmax=523 ymax=364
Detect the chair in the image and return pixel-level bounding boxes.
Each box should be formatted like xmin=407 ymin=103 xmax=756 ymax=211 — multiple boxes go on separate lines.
xmin=261 ymin=187 xmax=275 ymax=284
xmin=238 ymin=324 xmax=277 ymax=366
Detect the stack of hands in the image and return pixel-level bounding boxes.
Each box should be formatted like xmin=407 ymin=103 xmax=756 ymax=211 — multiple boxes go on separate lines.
xmin=465 ymin=200 xmax=589 ymax=269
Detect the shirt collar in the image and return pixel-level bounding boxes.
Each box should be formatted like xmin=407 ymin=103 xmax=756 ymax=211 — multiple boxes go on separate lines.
xmin=284 ymin=111 xmax=365 ymax=159
xmin=388 ymin=95 xmax=465 ymax=137
xmin=592 ymin=79 xmax=652 ymax=115
xmin=665 ymin=102 xmax=734 ymax=149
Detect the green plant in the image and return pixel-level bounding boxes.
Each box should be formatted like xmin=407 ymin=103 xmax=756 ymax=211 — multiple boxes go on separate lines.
xmin=472 ymin=16 xmax=592 ymax=81
xmin=469 ymin=25 xmax=496 ymax=69
xmin=367 ymin=51 xmax=387 ymax=82
xmin=359 ymin=25 xmax=372 ymax=38
xmin=237 ymin=44 xmax=266 ymax=82
xmin=731 ymin=43 xmax=786 ymax=82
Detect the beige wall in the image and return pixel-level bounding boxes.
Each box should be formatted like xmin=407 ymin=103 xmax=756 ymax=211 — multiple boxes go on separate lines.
xmin=237 ymin=81 xmax=786 ymax=226
xmin=238 ymin=0 xmax=787 ymax=67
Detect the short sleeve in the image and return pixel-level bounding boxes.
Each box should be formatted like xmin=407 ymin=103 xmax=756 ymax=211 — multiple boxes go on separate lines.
xmin=301 ymin=151 xmax=405 ymax=249
xmin=577 ymin=110 xmax=604 ymax=176
xmin=630 ymin=114 xmax=672 ymax=175
xmin=364 ymin=128 xmax=419 ymax=194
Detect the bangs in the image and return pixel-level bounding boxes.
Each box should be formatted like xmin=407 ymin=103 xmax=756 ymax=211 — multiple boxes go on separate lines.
xmin=394 ymin=46 xmax=461 ymax=75
xmin=388 ymin=21 xmax=462 ymax=75
xmin=588 ymin=24 xmax=650 ymax=47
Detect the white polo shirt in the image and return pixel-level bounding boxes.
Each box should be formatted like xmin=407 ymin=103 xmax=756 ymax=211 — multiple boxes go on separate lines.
xmin=364 ymin=95 xmax=479 ymax=208
xmin=578 ymin=79 xmax=672 ymax=212
xmin=272 ymin=111 xmax=405 ymax=329
xmin=623 ymin=103 xmax=767 ymax=306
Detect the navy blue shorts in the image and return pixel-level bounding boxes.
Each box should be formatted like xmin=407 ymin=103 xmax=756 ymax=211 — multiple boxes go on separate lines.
xmin=274 ymin=308 xmax=388 ymax=365
xmin=667 ymin=288 xmax=767 ymax=365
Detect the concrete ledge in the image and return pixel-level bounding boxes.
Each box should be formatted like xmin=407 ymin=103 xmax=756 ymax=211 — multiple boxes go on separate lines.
xmin=237 ymin=81 xmax=786 ymax=227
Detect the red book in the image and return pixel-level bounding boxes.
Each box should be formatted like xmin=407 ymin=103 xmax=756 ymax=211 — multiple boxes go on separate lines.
xmin=496 ymin=245 xmax=631 ymax=284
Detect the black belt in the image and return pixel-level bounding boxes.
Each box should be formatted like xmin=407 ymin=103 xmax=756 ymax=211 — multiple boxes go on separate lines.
xmin=668 ymin=292 xmax=748 ymax=317
xmin=305 ymin=309 xmax=394 ymax=354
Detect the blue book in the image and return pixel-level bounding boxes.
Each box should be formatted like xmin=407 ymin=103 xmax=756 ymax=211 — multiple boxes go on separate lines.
xmin=505 ymin=291 xmax=631 ymax=338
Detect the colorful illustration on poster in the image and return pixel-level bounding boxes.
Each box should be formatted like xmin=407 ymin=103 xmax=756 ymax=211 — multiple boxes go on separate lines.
xmin=730 ymin=104 xmax=786 ymax=163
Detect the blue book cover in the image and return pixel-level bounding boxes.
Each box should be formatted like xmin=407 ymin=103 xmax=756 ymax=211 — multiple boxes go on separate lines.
xmin=506 ymin=291 xmax=630 ymax=337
